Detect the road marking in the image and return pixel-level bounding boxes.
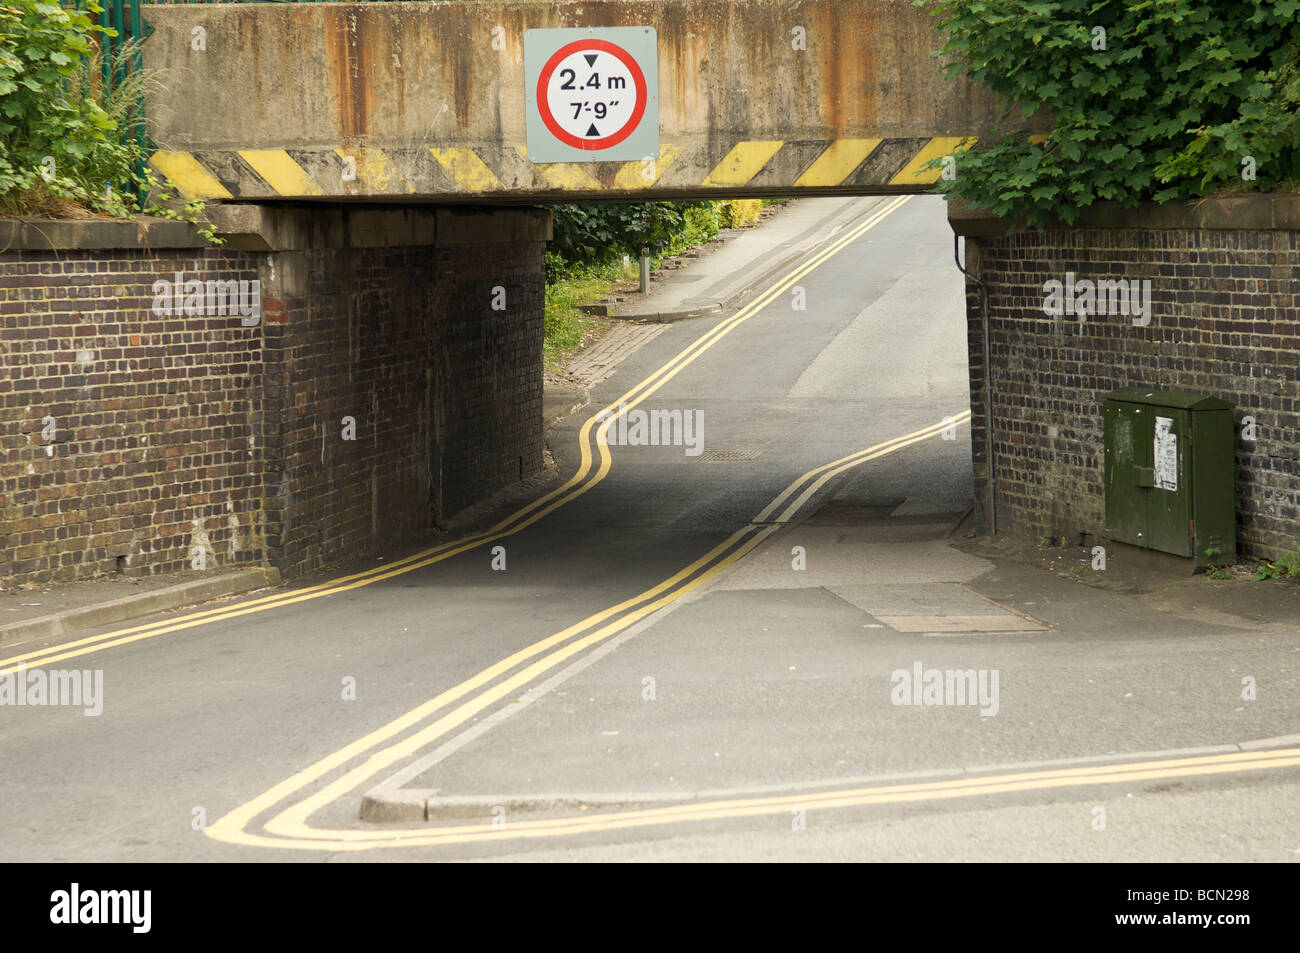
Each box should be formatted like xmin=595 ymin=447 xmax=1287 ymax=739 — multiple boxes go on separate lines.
xmin=753 ymin=409 xmax=970 ymax=524
xmin=214 ymin=196 xmax=937 ymax=849
xmin=207 ymin=412 xmax=971 ymax=850
xmin=217 ymin=744 xmax=1300 ymax=851
xmin=0 ymin=196 xmax=914 ymax=676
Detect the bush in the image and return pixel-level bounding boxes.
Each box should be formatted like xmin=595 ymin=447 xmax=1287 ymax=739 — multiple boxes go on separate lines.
xmin=0 ymin=1 xmax=126 ymax=213
xmin=916 ymin=0 xmax=1300 ymax=227
xmin=719 ymin=199 xmax=763 ymax=228
xmin=548 ymin=200 xmax=719 ymax=273
xmin=0 ymin=1 xmax=219 ymax=238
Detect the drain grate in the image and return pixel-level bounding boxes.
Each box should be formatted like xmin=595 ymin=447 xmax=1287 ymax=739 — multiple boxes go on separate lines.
xmin=698 ymin=448 xmax=762 ymax=462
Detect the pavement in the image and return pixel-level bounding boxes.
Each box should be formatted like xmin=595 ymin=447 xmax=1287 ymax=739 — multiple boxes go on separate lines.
xmin=0 ymin=568 xmax=280 ymax=649
xmin=611 ymin=198 xmax=899 ymax=322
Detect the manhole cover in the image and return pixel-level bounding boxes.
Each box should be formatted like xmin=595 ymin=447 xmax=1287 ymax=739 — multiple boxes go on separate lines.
xmin=698 ymin=449 xmax=762 ymax=462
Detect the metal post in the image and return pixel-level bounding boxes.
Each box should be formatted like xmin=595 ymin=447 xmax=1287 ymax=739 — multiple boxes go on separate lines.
xmin=639 ymin=249 xmax=650 ymax=294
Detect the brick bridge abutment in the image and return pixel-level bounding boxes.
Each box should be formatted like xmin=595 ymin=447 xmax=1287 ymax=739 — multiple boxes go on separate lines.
xmin=1 ymin=205 xmax=549 ymax=586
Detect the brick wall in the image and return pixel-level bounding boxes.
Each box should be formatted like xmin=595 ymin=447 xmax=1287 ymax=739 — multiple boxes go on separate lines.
xmin=955 ymin=201 xmax=1300 ymax=560
xmin=0 ymin=207 xmax=548 ymax=587
xmin=432 ymin=241 xmax=545 ymax=518
xmin=0 ymin=246 xmax=266 ymax=583
xmin=264 ymin=238 xmax=545 ymax=579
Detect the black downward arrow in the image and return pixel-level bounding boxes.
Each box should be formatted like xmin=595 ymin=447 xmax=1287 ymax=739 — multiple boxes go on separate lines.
xmin=584 ymin=54 xmax=598 ymax=66
xmin=585 ymin=123 xmax=600 ymax=137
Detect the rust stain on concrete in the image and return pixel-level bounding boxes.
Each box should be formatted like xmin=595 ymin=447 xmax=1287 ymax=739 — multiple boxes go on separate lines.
xmin=385 ymin=10 xmax=407 ymax=125
xmin=327 ymin=6 xmax=370 ymax=139
xmin=239 ymin=7 xmax=262 ymax=105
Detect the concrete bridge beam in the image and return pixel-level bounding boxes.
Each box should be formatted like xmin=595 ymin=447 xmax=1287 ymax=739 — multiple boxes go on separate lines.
xmin=141 ymin=0 xmax=1028 ymax=203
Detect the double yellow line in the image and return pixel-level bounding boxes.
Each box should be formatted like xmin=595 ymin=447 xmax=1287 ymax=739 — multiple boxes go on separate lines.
xmin=0 ymin=195 xmax=913 ymax=679
xmin=207 ymin=410 xmax=972 ymax=849
xmin=226 ymin=747 xmax=1300 ymax=851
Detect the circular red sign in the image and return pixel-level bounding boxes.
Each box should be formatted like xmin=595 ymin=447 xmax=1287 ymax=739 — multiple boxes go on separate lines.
xmin=536 ymin=39 xmax=648 ymax=151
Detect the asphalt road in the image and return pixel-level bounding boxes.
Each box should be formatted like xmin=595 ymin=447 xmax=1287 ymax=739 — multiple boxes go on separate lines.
xmin=1 ymin=196 xmax=1296 ymax=863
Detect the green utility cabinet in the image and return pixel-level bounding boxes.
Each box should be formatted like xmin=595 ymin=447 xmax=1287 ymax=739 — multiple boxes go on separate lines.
xmin=1103 ymin=389 xmax=1236 ymax=565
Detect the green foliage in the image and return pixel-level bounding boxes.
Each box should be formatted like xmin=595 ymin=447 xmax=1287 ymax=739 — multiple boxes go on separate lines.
xmin=718 ymin=198 xmax=763 ymax=228
xmin=549 ymin=200 xmax=718 ymax=273
xmin=141 ymin=167 xmax=223 ymax=244
xmin=663 ymin=201 xmax=719 ymax=256
xmin=0 ymin=1 xmax=221 ymax=240
xmin=542 ymin=259 xmax=621 ymax=367
xmin=1255 ymin=551 xmax=1300 ymax=581
xmin=0 ymin=0 xmax=120 ymax=210
xmin=915 ymin=0 xmax=1300 ymax=227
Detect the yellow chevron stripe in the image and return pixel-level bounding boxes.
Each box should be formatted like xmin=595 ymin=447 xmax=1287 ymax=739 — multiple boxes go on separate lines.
xmin=613 ymin=143 xmax=684 ymax=190
xmin=889 ymin=137 xmax=976 ymax=186
xmin=794 ymin=139 xmax=882 ymax=187
xmin=429 ymin=148 xmax=503 ymax=192
xmin=238 ymin=149 xmax=324 ymax=196
xmin=148 ymin=151 xmax=232 ymax=200
xmin=335 ymin=147 xmax=412 ymax=193
xmin=702 ymin=141 xmax=784 ymax=187
xmin=517 ymin=148 xmax=603 ymax=191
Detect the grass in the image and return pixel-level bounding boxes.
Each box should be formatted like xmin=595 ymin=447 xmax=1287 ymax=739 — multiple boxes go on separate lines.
xmin=543 ymin=259 xmax=638 ymax=369
xmin=1255 ymin=550 xmax=1300 ymax=581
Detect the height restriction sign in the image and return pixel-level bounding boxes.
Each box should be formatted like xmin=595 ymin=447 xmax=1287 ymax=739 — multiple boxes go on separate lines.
xmin=524 ymin=27 xmax=658 ymax=163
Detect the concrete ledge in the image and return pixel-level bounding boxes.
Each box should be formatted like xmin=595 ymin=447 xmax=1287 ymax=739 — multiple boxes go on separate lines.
xmin=0 ymin=217 xmax=209 ymax=251
xmin=945 ymin=196 xmax=1013 ymax=239
xmin=0 ymin=568 xmax=281 ymax=649
xmin=207 ymin=203 xmax=550 ymax=250
xmin=949 ymin=193 xmax=1300 ymax=237
xmin=435 ymin=207 xmax=552 ymax=246
xmin=207 ymin=204 xmax=438 ymax=251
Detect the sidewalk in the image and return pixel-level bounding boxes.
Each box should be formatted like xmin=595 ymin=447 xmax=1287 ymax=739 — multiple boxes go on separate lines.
xmin=542 ymin=197 xmax=901 ymax=424
xmin=611 ymin=197 xmax=901 ymax=322
xmin=0 ymin=568 xmax=280 ymax=649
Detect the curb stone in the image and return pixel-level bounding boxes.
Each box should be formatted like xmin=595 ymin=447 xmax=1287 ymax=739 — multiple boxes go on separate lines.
xmin=0 ymin=568 xmax=282 ymax=649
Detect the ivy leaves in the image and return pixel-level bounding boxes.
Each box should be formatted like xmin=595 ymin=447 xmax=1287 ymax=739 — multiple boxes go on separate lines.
xmin=916 ymin=0 xmax=1300 ymax=227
